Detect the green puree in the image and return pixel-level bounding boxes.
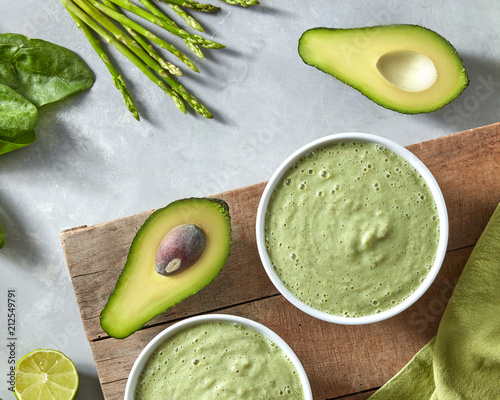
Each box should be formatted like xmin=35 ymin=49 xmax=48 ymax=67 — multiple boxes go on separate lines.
xmin=135 ymin=321 xmax=304 ymax=399
xmin=265 ymin=141 xmax=440 ymax=317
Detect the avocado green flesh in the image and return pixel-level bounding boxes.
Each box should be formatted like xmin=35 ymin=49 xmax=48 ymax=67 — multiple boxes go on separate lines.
xmin=298 ymin=25 xmax=469 ymax=114
xmin=100 ymin=198 xmax=232 ymax=339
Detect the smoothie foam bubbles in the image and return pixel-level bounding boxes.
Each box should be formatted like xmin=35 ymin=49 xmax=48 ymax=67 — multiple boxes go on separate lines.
xmin=258 ymin=135 xmax=447 ymax=324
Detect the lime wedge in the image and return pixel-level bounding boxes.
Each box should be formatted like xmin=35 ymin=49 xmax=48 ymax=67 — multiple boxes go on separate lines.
xmin=14 ymin=349 xmax=79 ymax=400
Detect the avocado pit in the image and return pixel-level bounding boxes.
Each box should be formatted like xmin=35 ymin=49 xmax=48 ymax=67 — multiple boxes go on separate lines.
xmin=376 ymin=50 xmax=437 ymax=92
xmin=155 ymin=224 xmax=206 ymax=276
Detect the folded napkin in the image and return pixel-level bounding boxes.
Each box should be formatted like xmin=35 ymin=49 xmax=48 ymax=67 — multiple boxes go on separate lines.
xmin=370 ymin=202 xmax=500 ymax=400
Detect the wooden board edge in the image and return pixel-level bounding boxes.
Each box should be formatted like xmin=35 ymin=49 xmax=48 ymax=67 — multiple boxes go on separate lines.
xmin=60 ymin=210 xmax=153 ymax=239
xmin=408 ymin=121 xmax=500 ymax=151
xmin=59 ymin=122 xmax=500 ymax=245
xmin=60 ymin=181 xmax=268 ymax=240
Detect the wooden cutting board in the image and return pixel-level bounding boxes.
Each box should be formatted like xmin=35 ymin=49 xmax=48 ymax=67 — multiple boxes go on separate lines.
xmin=61 ymin=123 xmax=500 ymax=400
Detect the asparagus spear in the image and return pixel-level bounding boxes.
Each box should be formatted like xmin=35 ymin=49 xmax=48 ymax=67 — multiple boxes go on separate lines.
xmin=158 ymin=0 xmax=220 ymax=13
xmin=185 ymin=40 xmax=205 ymax=59
xmin=138 ymin=0 xmax=206 ymax=34
xmin=169 ymin=4 xmax=205 ymax=32
xmin=102 ymin=0 xmax=224 ymax=49
xmin=218 ymin=0 xmax=259 ymax=6
xmin=127 ymin=27 xmax=183 ymax=76
xmin=61 ymin=0 xmax=187 ymax=114
xmin=81 ymin=0 xmax=199 ymax=72
xmin=101 ymin=0 xmax=182 ymax=76
xmin=74 ymin=0 xmax=170 ymax=77
xmin=64 ymin=6 xmax=140 ymax=120
xmin=73 ymin=0 xmax=212 ymax=117
xmin=59 ymin=0 xmax=258 ymax=120
xmin=136 ymin=0 xmax=178 ymax=26
xmin=83 ymin=0 xmax=199 ymax=71
xmin=134 ymin=0 xmax=205 ymax=58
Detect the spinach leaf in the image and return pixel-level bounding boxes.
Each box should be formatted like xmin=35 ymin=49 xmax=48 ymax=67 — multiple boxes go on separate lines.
xmin=0 ymin=33 xmax=95 ymax=107
xmin=0 ymin=83 xmax=38 ymax=133
xmin=0 ymin=220 xmax=4 ymax=249
xmin=0 ymin=83 xmax=38 ymax=155
xmin=0 ymin=130 xmax=36 ymax=156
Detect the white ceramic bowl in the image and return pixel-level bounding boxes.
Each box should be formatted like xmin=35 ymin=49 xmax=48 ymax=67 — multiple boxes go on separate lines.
xmin=125 ymin=314 xmax=313 ymax=399
xmin=256 ymin=133 xmax=449 ymax=325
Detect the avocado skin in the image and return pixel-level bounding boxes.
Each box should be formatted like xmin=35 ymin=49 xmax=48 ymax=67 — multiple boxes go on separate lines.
xmin=100 ymin=197 xmax=232 ymax=339
xmin=298 ymin=24 xmax=469 ymax=114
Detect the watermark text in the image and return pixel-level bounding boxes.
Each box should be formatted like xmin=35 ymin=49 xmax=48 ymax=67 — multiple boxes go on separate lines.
xmin=6 ymin=289 xmax=16 ymax=393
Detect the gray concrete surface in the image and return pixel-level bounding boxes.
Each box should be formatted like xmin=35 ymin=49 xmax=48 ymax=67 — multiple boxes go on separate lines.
xmin=1 ymin=0 xmax=499 ymax=398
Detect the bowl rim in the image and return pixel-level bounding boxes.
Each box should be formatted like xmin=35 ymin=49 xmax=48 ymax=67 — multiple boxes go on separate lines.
xmin=124 ymin=313 xmax=313 ymax=399
xmin=256 ymin=132 xmax=449 ymax=325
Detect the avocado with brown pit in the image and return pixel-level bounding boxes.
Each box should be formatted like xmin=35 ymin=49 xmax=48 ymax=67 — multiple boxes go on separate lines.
xmin=100 ymin=198 xmax=232 ymax=339
xmin=155 ymin=224 xmax=206 ymax=275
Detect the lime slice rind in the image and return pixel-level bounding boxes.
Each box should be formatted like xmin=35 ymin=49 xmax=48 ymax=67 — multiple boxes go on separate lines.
xmin=14 ymin=349 xmax=79 ymax=400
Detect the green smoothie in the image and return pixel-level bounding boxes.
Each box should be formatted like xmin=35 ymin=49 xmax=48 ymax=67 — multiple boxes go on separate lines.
xmin=134 ymin=320 xmax=305 ymax=399
xmin=264 ymin=140 xmax=440 ymax=318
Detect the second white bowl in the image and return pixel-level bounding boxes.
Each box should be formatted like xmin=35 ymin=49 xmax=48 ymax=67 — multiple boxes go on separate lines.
xmin=125 ymin=314 xmax=313 ymax=399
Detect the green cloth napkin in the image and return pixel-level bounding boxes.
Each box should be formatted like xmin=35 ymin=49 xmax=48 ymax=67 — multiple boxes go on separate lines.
xmin=370 ymin=202 xmax=500 ymax=400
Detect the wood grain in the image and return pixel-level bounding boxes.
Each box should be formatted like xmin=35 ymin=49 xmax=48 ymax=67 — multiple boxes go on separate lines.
xmin=334 ymin=390 xmax=378 ymax=400
xmin=60 ymin=122 xmax=500 ymax=400
xmin=90 ymin=246 xmax=472 ymax=400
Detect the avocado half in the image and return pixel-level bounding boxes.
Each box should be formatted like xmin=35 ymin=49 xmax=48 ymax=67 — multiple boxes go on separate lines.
xmin=298 ymin=24 xmax=469 ymax=114
xmin=100 ymin=198 xmax=232 ymax=339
